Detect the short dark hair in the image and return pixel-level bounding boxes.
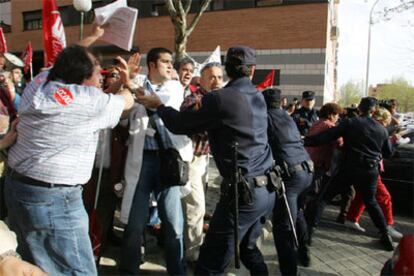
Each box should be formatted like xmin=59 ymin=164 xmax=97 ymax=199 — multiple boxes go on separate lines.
xmin=318 ymin=103 xmax=343 ymax=119
xmin=225 ymin=57 xmax=253 ymax=79
xmin=200 ymin=62 xmax=222 ymax=75
xmin=47 ymin=45 xmax=95 ymax=85
xmin=146 ymin=47 xmax=172 ymax=68
xmin=358 ymin=97 xmax=378 ymax=115
xmin=173 ymin=57 xmax=194 ymax=71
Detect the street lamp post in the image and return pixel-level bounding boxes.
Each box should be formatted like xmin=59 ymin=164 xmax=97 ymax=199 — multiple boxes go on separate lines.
xmin=364 ymin=0 xmax=381 ymax=97
xmin=73 ymin=0 xmax=92 ymax=40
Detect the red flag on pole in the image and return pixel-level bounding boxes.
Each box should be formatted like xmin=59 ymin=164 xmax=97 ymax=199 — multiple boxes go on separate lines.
xmin=0 ymin=28 xmax=7 ymax=54
xmin=21 ymin=42 xmax=33 ymax=75
xmin=256 ymin=69 xmax=275 ymax=91
xmin=42 ymin=0 xmax=66 ymax=67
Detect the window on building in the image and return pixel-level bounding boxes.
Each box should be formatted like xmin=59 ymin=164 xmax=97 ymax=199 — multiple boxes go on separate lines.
xmin=60 ymin=1 xmax=104 ymax=26
xmin=23 ymin=10 xmax=42 ymax=31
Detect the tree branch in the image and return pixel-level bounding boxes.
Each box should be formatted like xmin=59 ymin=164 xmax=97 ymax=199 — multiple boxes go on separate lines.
xmin=184 ymin=0 xmax=192 ymax=15
xmin=165 ymin=0 xmax=178 ymax=19
xmin=187 ymin=0 xmax=211 ymax=35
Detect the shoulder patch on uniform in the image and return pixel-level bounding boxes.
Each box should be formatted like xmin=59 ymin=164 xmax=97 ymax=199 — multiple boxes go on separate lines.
xmin=53 ymin=87 xmax=74 ymax=106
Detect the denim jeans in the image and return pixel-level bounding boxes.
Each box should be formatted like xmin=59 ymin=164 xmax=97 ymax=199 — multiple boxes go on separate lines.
xmin=195 ymin=182 xmax=275 ymax=275
xmin=4 ymin=172 xmax=97 ymax=276
xmin=120 ymin=151 xmax=186 ymax=275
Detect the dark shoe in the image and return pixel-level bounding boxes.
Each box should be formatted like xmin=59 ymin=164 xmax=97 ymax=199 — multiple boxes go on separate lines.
xmin=298 ymin=245 xmax=311 ymax=267
xmin=336 ymin=214 xmax=345 ymax=224
xmin=307 ymin=227 xmax=315 ymax=246
xmin=204 ymin=213 xmax=213 ymax=221
xmin=381 ymin=233 xmax=395 ymax=251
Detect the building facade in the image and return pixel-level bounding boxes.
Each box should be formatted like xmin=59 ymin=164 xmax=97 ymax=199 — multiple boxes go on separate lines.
xmin=3 ymin=0 xmax=339 ymax=104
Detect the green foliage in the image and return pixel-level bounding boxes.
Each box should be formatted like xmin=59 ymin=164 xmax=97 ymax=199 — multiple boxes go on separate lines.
xmin=376 ymin=77 xmax=414 ymax=113
xmin=338 ymin=80 xmax=363 ymax=107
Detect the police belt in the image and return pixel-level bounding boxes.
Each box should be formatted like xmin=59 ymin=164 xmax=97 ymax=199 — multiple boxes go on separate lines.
xmin=286 ymin=160 xmax=314 ymax=175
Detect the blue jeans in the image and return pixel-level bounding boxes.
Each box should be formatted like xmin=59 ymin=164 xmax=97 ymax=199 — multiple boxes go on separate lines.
xmin=120 ymin=151 xmax=185 ymax=275
xmin=195 ymin=182 xmax=275 ymax=275
xmin=4 ymin=172 xmax=97 ymax=276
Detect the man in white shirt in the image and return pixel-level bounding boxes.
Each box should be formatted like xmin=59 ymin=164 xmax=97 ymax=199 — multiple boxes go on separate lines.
xmin=5 ymin=44 xmax=134 ymax=275
xmin=119 ymin=47 xmax=192 ymax=276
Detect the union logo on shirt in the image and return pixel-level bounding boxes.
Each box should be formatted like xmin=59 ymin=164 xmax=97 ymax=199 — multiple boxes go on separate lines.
xmin=53 ymin=87 xmax=74 ymax=106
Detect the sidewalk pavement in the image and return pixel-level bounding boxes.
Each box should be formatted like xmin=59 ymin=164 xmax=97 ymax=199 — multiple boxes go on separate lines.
xmin=98 ymin=158 xmax=414 ymax=275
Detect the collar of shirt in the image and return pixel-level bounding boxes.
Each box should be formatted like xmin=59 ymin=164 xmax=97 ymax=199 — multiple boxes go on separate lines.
xmin=143 ymin=77 xmax=184 ymax=110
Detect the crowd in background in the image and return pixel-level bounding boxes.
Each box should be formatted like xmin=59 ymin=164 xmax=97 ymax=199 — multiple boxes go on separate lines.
xmin=0 ymin=27 xmax=411 ymax=276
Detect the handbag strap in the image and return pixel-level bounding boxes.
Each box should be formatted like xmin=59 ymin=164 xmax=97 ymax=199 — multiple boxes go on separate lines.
xmin=146 ymin=108 xmax=165 ymax=151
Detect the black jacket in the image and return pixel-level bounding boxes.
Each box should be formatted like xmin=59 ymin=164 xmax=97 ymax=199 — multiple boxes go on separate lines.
xmin=267 ymin=108 xmax=310 ymax=166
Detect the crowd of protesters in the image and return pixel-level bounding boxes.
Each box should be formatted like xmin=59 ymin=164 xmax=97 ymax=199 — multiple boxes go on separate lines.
xmin=0 ymin=26 xmax=410 ymax=276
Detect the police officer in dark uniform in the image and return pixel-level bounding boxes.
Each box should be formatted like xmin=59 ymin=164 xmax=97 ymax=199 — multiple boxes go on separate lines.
xmin=305 ymin=97 xmax=395 ymax=251
xmin=291 ymin=91 xmax=319 ymax=136
xmin=262 ymin=88 xmax=313 ymax=275
xmin=137 ymin=45 xmax=275 ymax=274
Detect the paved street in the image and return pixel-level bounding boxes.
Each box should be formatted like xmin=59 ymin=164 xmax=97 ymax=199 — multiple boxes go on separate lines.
xmin=99 ymin=159 xmax=414 ymax=275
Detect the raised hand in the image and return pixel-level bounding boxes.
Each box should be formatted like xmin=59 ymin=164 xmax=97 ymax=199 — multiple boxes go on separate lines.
xmin=127 ymin=52 xmax=142 ymax=79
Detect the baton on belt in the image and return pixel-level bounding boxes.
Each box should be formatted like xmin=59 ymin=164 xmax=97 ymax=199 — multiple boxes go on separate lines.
xmin=231 ymin=141 xmax=241 ymax=269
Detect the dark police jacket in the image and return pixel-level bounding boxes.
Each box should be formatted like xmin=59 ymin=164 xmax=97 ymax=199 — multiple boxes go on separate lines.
xmin=267 ymin=108 xmax=310 ymax=167
xmin=156 ymin=77 xmax=273 ymax=180
xmin=305 ymin=116 xmax=393 ymax=167
xmin=291 ymin=107 xmax=318 ymax=136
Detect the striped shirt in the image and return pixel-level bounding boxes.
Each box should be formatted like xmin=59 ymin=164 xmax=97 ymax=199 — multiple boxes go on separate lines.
xmin=8 ymin=71 xmax=125 ymax=185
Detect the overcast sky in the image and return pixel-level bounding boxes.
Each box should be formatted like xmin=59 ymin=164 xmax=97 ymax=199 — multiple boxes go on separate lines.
xmin=337 ymin=0 xmax=414 ymax=88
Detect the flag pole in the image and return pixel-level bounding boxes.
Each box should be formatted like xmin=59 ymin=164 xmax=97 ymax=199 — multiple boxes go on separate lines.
xmin=30 ymin=62 xmax=33 ymax=81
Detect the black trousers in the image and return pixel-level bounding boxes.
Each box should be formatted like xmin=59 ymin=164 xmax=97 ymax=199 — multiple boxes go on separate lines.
xmin=273 ymin=170 xmax=313 ymax=276
xmin=308 ymin=164 xmax=388 ymax=233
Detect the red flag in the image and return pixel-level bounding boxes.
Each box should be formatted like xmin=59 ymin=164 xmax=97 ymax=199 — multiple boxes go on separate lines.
xmin=256 ymin=69 xmax=275 ymax=91
xmin=21 ymin=42 xmax=33 ymax=75
xmin=0 ymin=28 xmax=7 ymax=54
xmin=42 ymin=0 xmax=66 ymax=67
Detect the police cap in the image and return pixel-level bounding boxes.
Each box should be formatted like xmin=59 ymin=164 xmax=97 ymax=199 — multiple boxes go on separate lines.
xmin=302 ymin=90 xmax=315 ymax=101
xmin=262 ymin=88 xmax=281 ymax=108
xmin=225 ymin=45 xmax=256 ymax=65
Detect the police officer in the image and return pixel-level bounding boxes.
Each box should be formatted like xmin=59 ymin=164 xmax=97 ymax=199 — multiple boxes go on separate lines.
xmin=305 ymin=97 xmax=395 ymax=251
xmin=291 ymin=91 xmax=318 ymax=136
xmin=137 ymin=45 xmax=275 ymax=274
xmin=262 ymin=88 xmax=313 ymax=275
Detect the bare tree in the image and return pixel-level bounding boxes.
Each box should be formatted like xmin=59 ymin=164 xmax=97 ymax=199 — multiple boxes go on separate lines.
xmin=374 ymin=0 xmax=414 ymax=22
xmin=165 ymin=0 xmax=213 ymax=60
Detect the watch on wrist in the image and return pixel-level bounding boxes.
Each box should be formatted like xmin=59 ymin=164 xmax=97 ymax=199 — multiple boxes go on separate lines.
xmin=0 ymin=250 xmax=21 ymax=262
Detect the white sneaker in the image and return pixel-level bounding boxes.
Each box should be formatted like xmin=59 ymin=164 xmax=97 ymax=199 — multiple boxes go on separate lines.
xmin=345 ymin=221 xmax=366 ymax=233
xmin=387 ymin=225 xmax=403 ymax=240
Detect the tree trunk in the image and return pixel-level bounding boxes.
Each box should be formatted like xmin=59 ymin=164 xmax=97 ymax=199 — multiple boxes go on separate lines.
xmin=175 ymin=35 xmax=188 ymax=61
xmin=165 ymin=0 xmax=212 ymax=61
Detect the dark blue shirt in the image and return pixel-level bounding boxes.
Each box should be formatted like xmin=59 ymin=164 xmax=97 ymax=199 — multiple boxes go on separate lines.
xmin=156 ymin=77 xmax=273 ymax=180
xmin=267 ymin=108 xmax=310 ymax=166
xmin=291 ymin=107 xmax=318 ymax=136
